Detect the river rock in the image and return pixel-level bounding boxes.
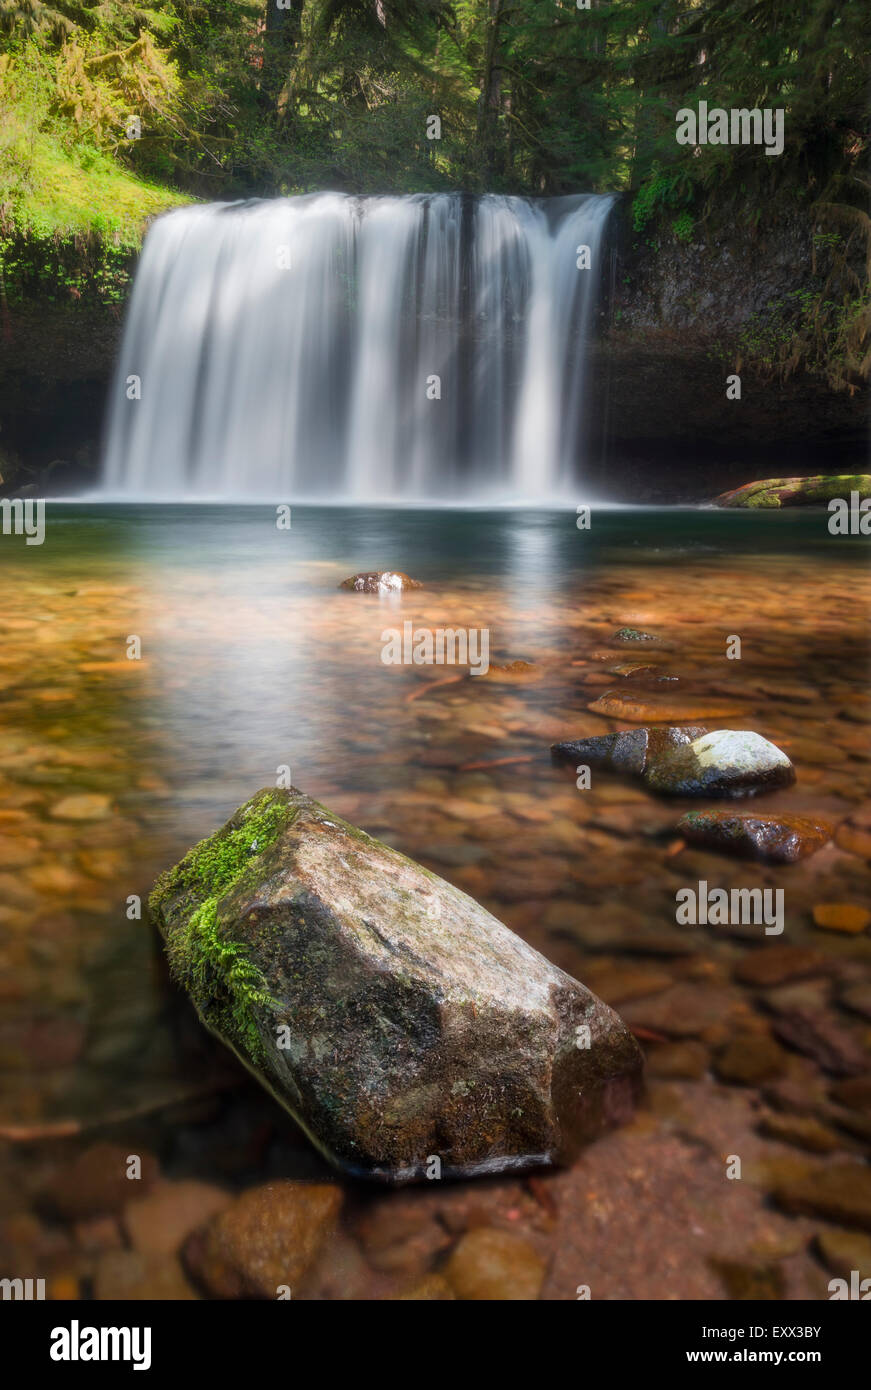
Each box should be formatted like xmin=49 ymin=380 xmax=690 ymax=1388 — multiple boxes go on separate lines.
xmin=149 ymin=787 xmax=643 ymax=1181
xmin=733 ymin=945 xmax=827 ymax=988
xmin=812 ymin=902 xmax=871 ymax=934
xmin=123 ymin=1180 xmax=232 ymax=1256
xmin=714 ymin=474 xmax=871 ymax=508
xmin=829 ymin=1076 xmax=871 ymax=1112
xmin=552 ymin=726 xmax=707 ymax=777
xmin=443 ymin=1227 xmax=546 ymax=1300
xmin=184 ymin=1181 xmax=342 ymax=1298
xmin=815 ymin=1228 xmax=871 ymax=1280
xmin=340 ymin=571 xmax=421 ymax=592
xmin=40 ymin=1143 xmax=159 ymax=1220
xmin=588 ymin=692 xmax=741 ymax=723
xmin=770 ymin=1163 xmax=871 ymax=1231
xmin=611 ymin=626 xmax=659 ymax=643
xmin=677 ymin=810 xmax=830 ymax=862
xmin=714 ymin=1033 xmax=788 ymax=1085
xmin=757 ymin=1112 xmax=845 ymax=1154
xmin=644 ymin=730 xmax=795 ymax=798
xmin=770 ymin=1008 xmax=868 ymax=1077
xmin=392 ymin=1273 xmax=456 ymax=1300
xmin=839 ymin=985 xmax=871 ymax=1021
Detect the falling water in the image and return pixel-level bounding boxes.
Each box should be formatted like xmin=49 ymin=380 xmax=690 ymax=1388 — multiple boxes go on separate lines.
xmin=102 ymin=192 xmax=614 ymax=501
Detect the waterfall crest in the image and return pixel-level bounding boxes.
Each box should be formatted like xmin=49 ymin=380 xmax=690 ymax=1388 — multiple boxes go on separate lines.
xmin=102 ymin=192 xmax=613 ymax=501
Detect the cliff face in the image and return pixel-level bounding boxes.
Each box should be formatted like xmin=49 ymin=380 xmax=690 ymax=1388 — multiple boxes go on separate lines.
xmin=1 ymin=199 xmax=865 ymax=500
xmin=0 ymin=301 xmax=123 ymax=495
xmin=587 ymin=200 xmax=868 ymax=501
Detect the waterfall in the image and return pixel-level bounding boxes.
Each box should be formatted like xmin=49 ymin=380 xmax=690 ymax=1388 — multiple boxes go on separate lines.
xmin=102 ymin=192 xmax=614 ymax=502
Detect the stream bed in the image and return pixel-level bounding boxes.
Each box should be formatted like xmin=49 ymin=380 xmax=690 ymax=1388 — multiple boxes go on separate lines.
xmin=0 ymin=503 xmax=869 ymax=1299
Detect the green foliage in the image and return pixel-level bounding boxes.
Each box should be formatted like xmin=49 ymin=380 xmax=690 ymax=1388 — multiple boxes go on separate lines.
xmin=2 ymin=1 xmax=867 ymax=204
xmin=671 ymin=211 xmax=693 ymax=243
xmin=0 ymin=0 xmax=867 ymax=387
xmin=631 ymin=163 xmax=693 ymax=232
xmin=738 ymin=284 xmax=871 ymax=390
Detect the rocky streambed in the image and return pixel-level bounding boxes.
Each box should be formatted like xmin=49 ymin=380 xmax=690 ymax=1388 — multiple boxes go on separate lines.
xmin=0 ymin=504 xmax=869 ymax=1300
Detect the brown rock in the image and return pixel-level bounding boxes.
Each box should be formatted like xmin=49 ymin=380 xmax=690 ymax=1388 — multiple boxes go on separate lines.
xmin=391 ymin=1273 xmax=456 ymax=1300
xmin=734 ymin=946 xmax=828 ymax=989
xmin=41 ymin=1144 xmax=158 ymax=1220
xmin=551 ymin=726 xmax=707 ymax=777
xmin=710 ymin=1259 xmax=785 ymax=1300
xmin=93 ymin=1250 xmax=199 ymax=1301
xmin=814 ymin=1228 xmax=871 ymax=1280
xmin=757 ymin=1112 xmax=846 ymax=1154
xmin=579 ymin=960 xmax=676 ymax=1005
xmin=124 ymin=1180 xmax=232 ymax=1256
xmin=840 ymin=985 xmax=871 ymax=1021
xmin=50 ymin=794 xmax=112 ymax=821
xmin=622 ymin=984 xmax=737 ymax=1039
xmin=184 ymin=1182 xmax=342 ymax=1298
xmin=73 ymin=1216 xmax=123 ymax=1253
xmin=835 ymin=822 xmax=871 ymax=859
xmin=771 ymin=1163 xmax=871 ymax=1231
xmin=771 ymin=1009 xmax=868 ymax=1077
xmin=829 ymin=1075 xmax=871 ymax=1111
xmin=645 ymin=1040 xmax=710 ymax=1079
xmin=443 ymin=1227 xmax=546 ymax=1301
xmin=812 ymin=903 xmax=871 ymax=935
xmin=714 ymin=1034 xmax=788 ymax=1085
xmin=678 ymin=811 xmax=831 ymax=863
xmin=588 ymin=693 xmax=741 ymax=723
xmin=354 ymin=1206 xmax=451 ymax=1275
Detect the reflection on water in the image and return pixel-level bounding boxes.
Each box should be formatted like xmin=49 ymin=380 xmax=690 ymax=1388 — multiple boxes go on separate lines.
xmin=0 ymin=504 xmax=869 ymax=1299
xmin=0 ymin=504 xmax=868 ymax=1126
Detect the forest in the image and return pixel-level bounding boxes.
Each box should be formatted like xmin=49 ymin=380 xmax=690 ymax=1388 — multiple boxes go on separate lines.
xmin=0 ymin=0 xmax=868 ymax=389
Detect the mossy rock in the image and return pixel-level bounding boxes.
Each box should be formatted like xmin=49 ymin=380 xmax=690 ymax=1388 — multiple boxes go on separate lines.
xmin=714 ymin=475 xmax=871 ymax=508
xmin=150 ymin=787 xmax=643 ymax=1182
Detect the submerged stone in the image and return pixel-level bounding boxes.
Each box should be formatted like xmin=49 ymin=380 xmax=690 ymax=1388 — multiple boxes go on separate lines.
xmin=811 ymin=902 xmax=871 ymax=935
xmin=443 ymin=1227 xmax=547 ymax=1300
xmin=552 ymin=726 xmax=707 ymax=777
xmin=611 ymin=626 xmax=659 ymax=643
xmin=149 ymin=787 xmax=643 ymax=1182
xmin=770 ymin=1163 xmax=871 ymax=1231
xmin=339 ymin=571 xmax=421 ymax=592
xmin=677 ymin=810 xmax=831 ymax=862
xmin=644 ymin=730 xmax=795 ymax=798
xmin=184 ymin=1181 xmax=342 ymax=1297
xmin=588 ymin=692 xmax=741 ymax=722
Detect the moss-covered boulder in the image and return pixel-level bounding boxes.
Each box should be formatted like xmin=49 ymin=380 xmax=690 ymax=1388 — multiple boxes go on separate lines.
xmin=713 ymin=475 xmax=871 ymax=508
xmin=149 ymin=788 xmax=643 ymax=1182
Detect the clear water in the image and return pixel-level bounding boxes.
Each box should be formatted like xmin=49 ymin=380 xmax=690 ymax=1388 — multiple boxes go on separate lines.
xmin=1 ymin=503 xmax=868 ymax=1133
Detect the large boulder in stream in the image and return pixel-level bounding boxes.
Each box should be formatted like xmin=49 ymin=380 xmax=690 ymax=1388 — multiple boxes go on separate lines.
xmin=149 ymin=788 xmax=643 ymax=1182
